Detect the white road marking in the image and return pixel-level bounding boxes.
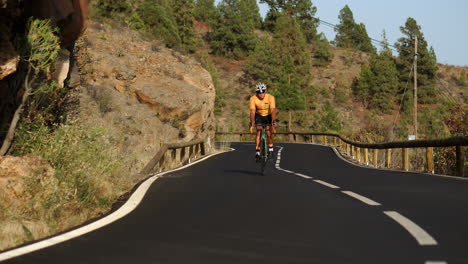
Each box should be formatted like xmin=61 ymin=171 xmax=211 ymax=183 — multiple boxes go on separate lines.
xmin=0 ymin=151 xmax=230 ymax=262
xmin=282 ymin=170 xmax=294 ymax=173
xmin=425 ymin=261 xmax=447 ymax=264
xmin=342 ymin=191 xmax=381 ymax=206
xmin=314 ymin=180 xmax=340 ymax=189
xmin=384 ymin=211 xmax=438 ymax=246
xmin=295 ymin=173 xmax=313 ymax=179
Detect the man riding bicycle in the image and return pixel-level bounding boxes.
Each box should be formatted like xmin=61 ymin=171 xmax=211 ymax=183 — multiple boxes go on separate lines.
xmin=249 ymin=82 xmax=277 ymax=160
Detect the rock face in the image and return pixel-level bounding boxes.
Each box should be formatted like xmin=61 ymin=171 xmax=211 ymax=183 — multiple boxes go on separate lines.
xmin=0 ymin=32 xmax=19 ymax=80
xmin=75 ymin=21 xmax=216 ymax=173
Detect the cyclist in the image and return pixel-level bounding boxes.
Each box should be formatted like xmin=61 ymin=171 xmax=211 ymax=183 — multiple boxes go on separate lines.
xmin=249 ymin=82 xmax=277 ymax=160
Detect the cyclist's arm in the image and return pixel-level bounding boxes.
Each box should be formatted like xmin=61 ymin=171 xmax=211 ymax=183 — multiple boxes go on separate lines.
xmin=271 ymin=108 xmax=277 ymax=126
xmin=250 ymin=109 xmax=256 ymax=126
xmin=249 ymin=96 xmax=256 ymax=126
xmin=270 ymin=95 xmax=277 ymax=126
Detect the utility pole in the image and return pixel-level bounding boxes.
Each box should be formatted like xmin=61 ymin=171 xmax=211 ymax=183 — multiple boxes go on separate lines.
xmin=413 ymin=35 xmax=418 ymax=139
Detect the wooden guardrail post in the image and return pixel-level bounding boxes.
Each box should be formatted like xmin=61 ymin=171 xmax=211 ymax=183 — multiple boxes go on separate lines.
xmin=180 ymin=145 xmax=186 ymax=162
xmin=373 ymin=149 xmax=378 ymax=167
xmin=426 ymin=147 xmax=434 ymax=173
xmin=346 ymin=143 xmax=350 ymax=156
xmin=189 ymin=145 xmax=194 ymax=159
xmin=356 ymin=147 xmax=361 ymax=163
xmin=323 ymin=136 xmax=327 ymax=145
xmin=385 ymin=149 xmax=391 ymax=168
xmin=364 ymin=148 xmax=369 ymax=165
xmin=402 ymin=148 xmax=409 ymax=171
xmin=456 ymin=146 xmax=464 ymax=177
xmin=195 ymin=143 xmax=200 ymax=157
xmin=333 ymin=137 xmax=337 ymax=146
xmin=171 ymin=148 xmax=177 ymax=163
xmin=201 ymin=142 xmax=206 ymax=155
xmin=351 ymin=145 xmax=355 ymax=159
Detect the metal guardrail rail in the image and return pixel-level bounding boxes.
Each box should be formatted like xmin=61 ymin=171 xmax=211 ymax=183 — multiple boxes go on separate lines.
xmin=216 ymin=132 xmax=468 ymax=177
xmin=140 ymin=138 xmax=206 ymax=175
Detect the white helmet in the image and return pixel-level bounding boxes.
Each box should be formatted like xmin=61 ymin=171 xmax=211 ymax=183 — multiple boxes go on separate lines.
xmin=255 ymin=82 xmax=267 ymax=94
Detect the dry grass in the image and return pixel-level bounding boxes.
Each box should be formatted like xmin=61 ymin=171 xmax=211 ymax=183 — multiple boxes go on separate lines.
xmin=0 ymin=120 xmax=133 ymax=251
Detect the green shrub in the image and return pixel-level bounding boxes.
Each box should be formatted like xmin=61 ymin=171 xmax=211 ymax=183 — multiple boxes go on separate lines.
xmin=311 ymin=100 xmax=342 ymax=133
xmin=94 ymin=0 xmax=131 ymax=18
xmin=137 ymin=0 xmax=181 ymax=48
xmin=20 ymin=18 xmax=60 ymax=73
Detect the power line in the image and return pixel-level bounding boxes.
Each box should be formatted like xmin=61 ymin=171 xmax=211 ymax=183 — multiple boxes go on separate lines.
xmin=312 ymin=17 xmax=399 ymax=53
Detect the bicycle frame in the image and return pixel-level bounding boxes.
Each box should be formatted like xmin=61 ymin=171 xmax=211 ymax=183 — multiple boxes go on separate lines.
xmin=250 ymin=124 xmax=275 ymax=175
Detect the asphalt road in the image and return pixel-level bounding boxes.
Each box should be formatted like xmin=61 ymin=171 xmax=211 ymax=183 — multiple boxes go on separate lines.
xmin=2 ymin=143 xmax=468 ymax=264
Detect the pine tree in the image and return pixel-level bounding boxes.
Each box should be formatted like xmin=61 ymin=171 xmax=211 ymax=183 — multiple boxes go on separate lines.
xmin=334 ymin=5 xmax=375 ymax=53
xmin=353 ymin=36 xmax=398 ymax=113
xmin=194 ymin=0 xmax=218 ymax=24
xmin=137 ymin=0 xmax=181 ymax=48
xmin=312 ymin=33 xmax=333 ymax=66
xmin=209 ymin=0 xmax=257 ymax=58
xmin=239 ymin=0 xmax=262 ymax=29
xmin=380 ymin=30 xmax=392 ymax=56
xmin=247 ymin=14 xmax=311 ymax=130
xmin=246 ymin=37 xmax=279 ymax=83
xmin=334 ymin=5 xmax=354 ymax=48
xmin=354 ymin=23 xmax=375 ymax=53
xmin=395 ymin=17 xmax=438 ymax=105
xmin=261 ymin=0 xmax=319 ymax=42
xmin=311 ymin=100 xmax=342 ymax=132
xmin=368 ymin=52 xmax=398 ymax=112
xmin=173 ymin=0 xmax=197 ymax=53
xmin=95 ymin=0 xmax=130 ymax=17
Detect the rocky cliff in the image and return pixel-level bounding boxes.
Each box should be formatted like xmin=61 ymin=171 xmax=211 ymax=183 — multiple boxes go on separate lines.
xmin=74 ymin=21 xmax=216 ymax=173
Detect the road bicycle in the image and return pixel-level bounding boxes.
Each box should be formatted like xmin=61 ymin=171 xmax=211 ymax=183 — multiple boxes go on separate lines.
xmin=250 ymin=123 xmax=276 ymax=175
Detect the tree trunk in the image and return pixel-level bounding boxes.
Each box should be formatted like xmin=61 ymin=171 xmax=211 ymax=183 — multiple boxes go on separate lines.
xmin=288 ymin=109 xmax=294 ymax=142
xmin=0 ymin=67 xmax=32 ymax=156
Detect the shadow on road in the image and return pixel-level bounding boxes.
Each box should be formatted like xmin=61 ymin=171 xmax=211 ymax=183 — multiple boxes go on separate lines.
xmin=224 ymin=170 xmax=263 ymax=176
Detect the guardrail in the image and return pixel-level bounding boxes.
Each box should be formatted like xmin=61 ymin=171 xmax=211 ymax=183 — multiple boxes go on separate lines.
xmin=140 ymin=138 xmax=206 ymax=175
xmin=216 ymin=132 xmax=468 ymax=177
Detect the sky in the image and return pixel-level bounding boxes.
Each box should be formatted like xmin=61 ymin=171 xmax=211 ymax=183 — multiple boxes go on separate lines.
xmin=215 ymin=0 xmax=468 ymax=66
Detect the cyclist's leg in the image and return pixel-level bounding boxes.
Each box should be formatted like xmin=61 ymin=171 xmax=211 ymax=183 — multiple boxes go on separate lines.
xmin=254 ymin=114 xmax=262 ymax=159
xmin=265 ymin=115 xmax=274 ymax=157
xmin=266 ymin=115 xmax=274 ymax=147
xmin=255 ymin=126 xmax=262 ymax=150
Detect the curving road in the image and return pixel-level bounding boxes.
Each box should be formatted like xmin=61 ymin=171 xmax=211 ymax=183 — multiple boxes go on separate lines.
xmin=2 ymin=143 xmax=468 ymax=264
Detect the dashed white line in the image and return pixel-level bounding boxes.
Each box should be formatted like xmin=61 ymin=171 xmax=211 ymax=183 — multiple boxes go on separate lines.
xmin=342 ymin=191 xmax=381 ymax=206
xmin=384 ymin=211 xmax=438 ymax=246
xmin=314 ymin=180 xmax=340 ymax=189
xmin=295 ymin=173 xmax=313 ymax=179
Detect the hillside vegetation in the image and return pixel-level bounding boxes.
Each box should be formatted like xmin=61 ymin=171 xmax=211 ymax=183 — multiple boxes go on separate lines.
xmin=91 ymin=0 xmax=466 ymax=142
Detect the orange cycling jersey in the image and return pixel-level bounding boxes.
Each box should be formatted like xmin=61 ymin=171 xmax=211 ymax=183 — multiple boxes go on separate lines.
xmin=249 ymin=93 xmax=276 ymax=117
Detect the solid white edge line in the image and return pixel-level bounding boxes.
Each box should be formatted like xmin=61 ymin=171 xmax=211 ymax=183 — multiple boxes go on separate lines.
xmin=314 ymin=180 xmax=340 ymax=189
xmin=295 ymin=173 xmax=313 ymax=179
xmin=0 ymin=150 xmax=232 ymax=262
xmin=425 ymin=261 xmax=447 ymax=264
xmin=384 ymin=211 xmax=438 ymax=246
xmin=342 ymin=191 xmax=381 ymax=206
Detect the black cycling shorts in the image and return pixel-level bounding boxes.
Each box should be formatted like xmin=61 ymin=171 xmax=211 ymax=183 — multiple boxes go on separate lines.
xmin=255 ymin=114 xmax=272 ymax=126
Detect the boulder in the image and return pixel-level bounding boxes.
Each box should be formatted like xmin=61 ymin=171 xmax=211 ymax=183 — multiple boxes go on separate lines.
xmin=0 ymin=155 xmax=55 ymax=199
xmin=0 ymin=30 xmax=19 ymax=80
